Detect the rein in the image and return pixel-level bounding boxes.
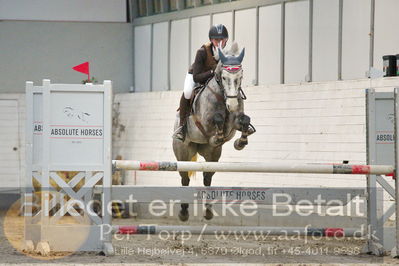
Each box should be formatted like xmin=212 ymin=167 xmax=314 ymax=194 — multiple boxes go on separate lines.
xmin=207 ymin=79 xmax=225 ymax=103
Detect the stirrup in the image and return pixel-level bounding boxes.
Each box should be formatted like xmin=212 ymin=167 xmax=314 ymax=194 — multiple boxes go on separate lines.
xmin=172 ymin=126 xmax=185 ymax=141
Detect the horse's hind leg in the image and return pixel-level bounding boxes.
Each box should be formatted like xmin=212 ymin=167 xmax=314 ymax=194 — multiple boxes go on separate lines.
xmin=198 ymin=144 xmax=222 ymax=220
xmin=178 ymin=171 xmax=190 ymax=221
xmin=199 ymin=144 xmax=222 ymax=186
xmin=173 ymin=139 xmax=197 ymax=221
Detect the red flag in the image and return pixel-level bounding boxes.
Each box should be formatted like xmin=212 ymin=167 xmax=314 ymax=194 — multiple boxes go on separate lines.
xmin=72 ymin=62 xmax=90 ymax=81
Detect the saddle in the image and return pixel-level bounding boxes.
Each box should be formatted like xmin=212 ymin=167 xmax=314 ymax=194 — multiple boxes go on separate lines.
xmin=174 ymin=84 xmax=208 ymax=138
xmin=190 ymin=85 xmax=210 ymax=138
xmin=176 ymin=85 xmax=205 ymax=113
xmin=178 ymin=79 xmax=225 ymax=139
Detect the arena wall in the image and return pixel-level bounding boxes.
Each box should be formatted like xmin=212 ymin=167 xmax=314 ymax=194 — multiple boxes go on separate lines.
xmin=0 ymin=94 xmax=25 ymax=192
xmin=112 ymin=78 xmax=399 ymax=192
xmin=0 ymin=21 xmax=133 ymax=94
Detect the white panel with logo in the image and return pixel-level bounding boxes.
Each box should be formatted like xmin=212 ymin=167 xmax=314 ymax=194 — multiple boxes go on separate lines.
xmin=24 ymin=80 xmax=113 ymax=254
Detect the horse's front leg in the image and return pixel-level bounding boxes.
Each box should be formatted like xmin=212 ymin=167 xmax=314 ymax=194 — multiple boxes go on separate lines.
xmin=209 ymin=113 xmax=225 ymax=146
xmin=233 ymin=113 xmax=255 ymax=150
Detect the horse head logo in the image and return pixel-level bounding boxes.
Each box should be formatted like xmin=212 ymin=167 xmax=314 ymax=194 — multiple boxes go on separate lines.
xmin=63 ymin=107 xmax=91 ymax=123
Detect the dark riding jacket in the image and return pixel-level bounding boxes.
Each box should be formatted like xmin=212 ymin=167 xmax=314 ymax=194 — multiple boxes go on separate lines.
xmin=188 ymin=42 xmax=219 ymax=85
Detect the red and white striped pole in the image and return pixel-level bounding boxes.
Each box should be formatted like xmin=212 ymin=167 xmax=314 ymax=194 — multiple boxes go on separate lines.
xmin=113 ymin=160 xmax=394 ymax=176
xmin=113 ymin=225 xmax=364 ymax=237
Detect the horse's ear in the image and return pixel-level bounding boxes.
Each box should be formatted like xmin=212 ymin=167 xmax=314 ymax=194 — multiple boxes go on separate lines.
xmin=237 ymin=47 xmax=245 ymax=64
xmin=218 ymin=48 xmax=227 ymax=64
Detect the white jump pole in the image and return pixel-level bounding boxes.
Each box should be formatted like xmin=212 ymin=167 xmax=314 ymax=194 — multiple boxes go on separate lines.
xmin=112 ymin=225 xmax=363 ymax=237
xmin=113 ymin=160 xmax=394 ymax=175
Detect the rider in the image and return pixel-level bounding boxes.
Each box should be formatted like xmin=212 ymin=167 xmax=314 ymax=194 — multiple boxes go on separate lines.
xmin=173 ymin=24 xmax=229 ymax=141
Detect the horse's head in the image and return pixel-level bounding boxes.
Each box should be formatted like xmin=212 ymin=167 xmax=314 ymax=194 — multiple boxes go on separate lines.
xmin=217 ymin=47 xmax=245 ymax=112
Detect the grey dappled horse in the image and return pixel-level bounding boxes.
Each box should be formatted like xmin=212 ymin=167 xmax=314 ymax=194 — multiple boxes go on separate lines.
xmin=172 ymin=43 xmax=256 ymax=221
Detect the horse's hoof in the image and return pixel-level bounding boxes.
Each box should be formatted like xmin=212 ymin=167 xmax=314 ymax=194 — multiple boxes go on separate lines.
xmin=204 ymin=208 xmax=214 ymax=220
xmin=178 ymin=210 xmax=189 ymax=222
xmin=234 ymin=139 xmax=246 ymax=150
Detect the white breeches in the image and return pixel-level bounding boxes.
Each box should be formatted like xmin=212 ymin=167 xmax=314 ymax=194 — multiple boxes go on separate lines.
xmin=183 ymin=73 xmax=195 ymax=99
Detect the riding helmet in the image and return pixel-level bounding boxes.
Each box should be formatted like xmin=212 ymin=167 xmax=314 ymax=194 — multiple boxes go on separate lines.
xmin=208 ymin=24 xmax=229 ymax=40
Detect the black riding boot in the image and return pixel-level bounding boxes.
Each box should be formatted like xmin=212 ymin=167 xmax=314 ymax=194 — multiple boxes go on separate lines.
xmin=173 ymin=94 xmax=190 ymax=141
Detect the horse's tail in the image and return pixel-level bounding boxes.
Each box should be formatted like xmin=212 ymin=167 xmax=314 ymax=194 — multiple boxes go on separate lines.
xmin=188 ymin=153 xmax=198 ymax=179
